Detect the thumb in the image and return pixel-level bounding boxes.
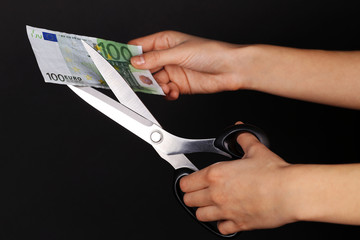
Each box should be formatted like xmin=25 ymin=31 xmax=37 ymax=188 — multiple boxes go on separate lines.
xmin=130 ymin=48 xmax=181 ymax=70
xmin=235 ymin=121 xmax=261 ymax=155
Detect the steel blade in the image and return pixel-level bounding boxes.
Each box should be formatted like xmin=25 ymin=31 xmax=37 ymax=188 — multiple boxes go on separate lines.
xmin=81 ymin=41 xmax=197 ymax=171
xmin=81 ymin=40 xmax=159 ymax=125
xmin=68 ymin=85 xmax=198 ymax=171
xmin=68 ymin=85 xmax=155 ymax=141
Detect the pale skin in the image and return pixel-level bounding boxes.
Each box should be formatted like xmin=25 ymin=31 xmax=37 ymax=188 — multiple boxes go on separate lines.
xmin=128 ymin=31 xmax=360 ymax=235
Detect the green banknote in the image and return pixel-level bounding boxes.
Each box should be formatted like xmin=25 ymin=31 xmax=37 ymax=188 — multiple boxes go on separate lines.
xmin=26 ymin=25 xmax=164 ymax=95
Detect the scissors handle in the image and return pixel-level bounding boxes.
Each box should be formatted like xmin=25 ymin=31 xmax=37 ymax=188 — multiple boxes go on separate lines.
xmin=173 ymin=124 xmax=269 ymax=238
xmin=214 ymin=124 xmax=270 ymax=158
xmin=174 ymin=168 xmax=237 ymax=238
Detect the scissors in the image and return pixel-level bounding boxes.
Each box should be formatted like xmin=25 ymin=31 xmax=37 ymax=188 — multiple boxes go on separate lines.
xmin=67 ymin=40 xmax=270 ymax=238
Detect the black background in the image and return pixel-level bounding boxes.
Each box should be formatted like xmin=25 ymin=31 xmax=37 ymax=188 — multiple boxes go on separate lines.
xmin=2 ymin=0 xmax=360 ymax=239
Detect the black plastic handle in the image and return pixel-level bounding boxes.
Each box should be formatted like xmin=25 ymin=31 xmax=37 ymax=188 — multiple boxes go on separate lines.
xmin=214 ymin=124 xmax=270 ymax=159
xmin=174 ymin=168 xmax=238 ymax=238
xmin=173 ymin=124 xmax=269 ymax=237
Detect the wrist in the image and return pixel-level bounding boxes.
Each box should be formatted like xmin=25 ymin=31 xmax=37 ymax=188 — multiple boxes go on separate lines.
xmin=280 ymin=164 xmax=309 ymax=223
xmin=267 ymin=164 xmax=305 ymax=225
xmin=229 ymin=44 xmax=270 ymax=91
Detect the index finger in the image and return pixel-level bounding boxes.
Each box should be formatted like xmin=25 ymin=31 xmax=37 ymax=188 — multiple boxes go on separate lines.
xmin=179 ymin=167 xmax=211 ymax=193
xmin=128 ymin=31 xmax=190 ymax=52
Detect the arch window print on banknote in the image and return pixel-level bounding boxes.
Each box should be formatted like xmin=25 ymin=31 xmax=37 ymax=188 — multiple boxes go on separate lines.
xmin=26 ymin=25 xmax=164 ymax=95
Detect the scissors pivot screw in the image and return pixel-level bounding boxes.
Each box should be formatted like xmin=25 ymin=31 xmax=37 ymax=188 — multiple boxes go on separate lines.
xmin=150 ymin=131 xmax=163 ymax=143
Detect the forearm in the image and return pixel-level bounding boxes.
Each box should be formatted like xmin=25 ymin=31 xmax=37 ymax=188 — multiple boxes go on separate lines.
xmin=237 ymin=45 xmax=360 ymax=109
xmin=284 ymin=164 xmax=360 ymax=225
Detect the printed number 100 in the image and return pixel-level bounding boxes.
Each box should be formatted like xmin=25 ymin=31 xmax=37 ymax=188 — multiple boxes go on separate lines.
xmin=98 ymin=42 xmax=133 ymax=61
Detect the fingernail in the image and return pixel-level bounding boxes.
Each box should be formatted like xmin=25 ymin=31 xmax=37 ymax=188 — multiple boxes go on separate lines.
xmin=133 ymin=55 xmax=145 ymax=65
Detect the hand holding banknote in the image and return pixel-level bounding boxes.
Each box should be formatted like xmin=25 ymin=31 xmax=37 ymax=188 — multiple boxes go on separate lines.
xmin=129 ymin=31 xmax=248 ymax=100
xmin=27 ymin=26 xmax=164 ymax=95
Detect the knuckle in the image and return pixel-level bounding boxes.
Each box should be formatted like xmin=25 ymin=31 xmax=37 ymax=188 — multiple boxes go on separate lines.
xmin=213 ymin=195 xmax=225 ymax=206
xmin=148 ymin=51 xmax=162 ymax=63
xmin=236 ymin=222 xmax=248 ymax=231
xmin=209 ymin=189 xmax=225 ymax=205
xmin=245 ymin=141 xmax=263 ymax=155
xmin=155 ymin=31 xmax=177 ymax=49
xmin=220 ymin=208 xmax=233 ymax=219
xmin=205 ymin=164 xmax=222 ymax=183
xmin=159 ymin=30 xmax=177 ymax=36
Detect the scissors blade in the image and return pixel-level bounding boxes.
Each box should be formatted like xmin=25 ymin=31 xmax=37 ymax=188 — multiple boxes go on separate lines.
xmin=68 ymin=85 xmax=198 ymax=171
xmin=81 ymin=40 xmax=197 ymax=171
xmin=81 ymin=40 xmax=159 ymax=125
xmin=68 ymin=85 xmax=155 ymax=141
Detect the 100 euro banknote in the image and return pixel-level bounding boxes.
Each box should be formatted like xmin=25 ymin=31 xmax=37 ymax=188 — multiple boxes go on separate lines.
xmin=26 ymin=25 xmax=164 ymax=95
